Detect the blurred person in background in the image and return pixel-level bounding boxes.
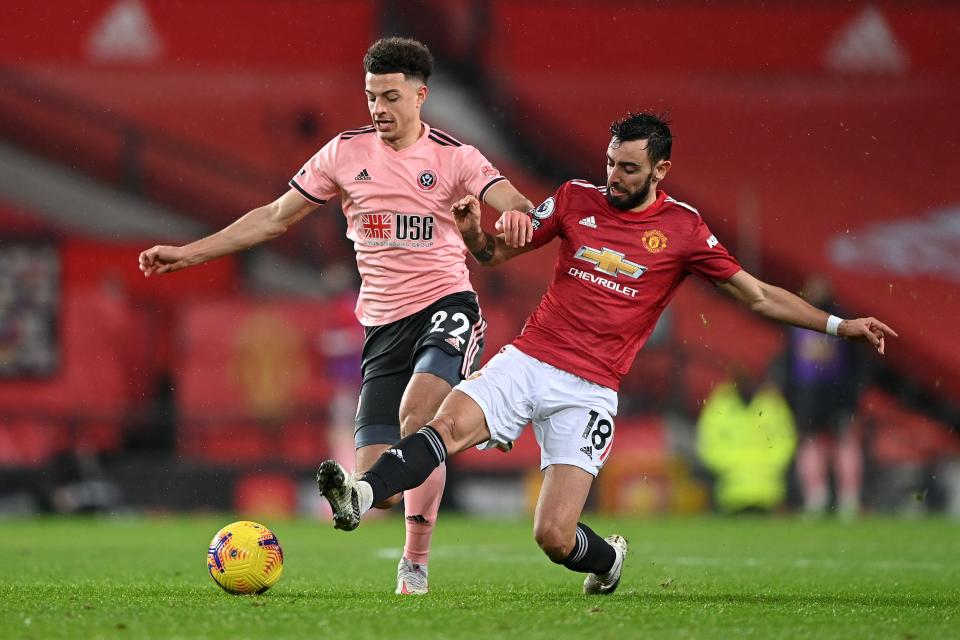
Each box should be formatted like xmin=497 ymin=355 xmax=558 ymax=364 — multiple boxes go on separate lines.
xmin=138 ymin=37 xmax=534 ymax=595
xmin=780 ymin=276 xmax=867 ymax=518
xmin=697 ymin=365 xmax=796 ymax=513
xmin=315 ymin=112 xmax=897 ymax=595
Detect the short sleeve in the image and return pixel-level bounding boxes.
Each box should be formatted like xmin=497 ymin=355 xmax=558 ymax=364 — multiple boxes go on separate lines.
xmin=455 ymin=145 xmax=508 ymax=201
xmin=528 ymin=183 xmax=567 ymax=248
xmin=685 ymin=217 xmax=742 ymax=282
xmin=290 ymin=138 xmax=339 ymax=205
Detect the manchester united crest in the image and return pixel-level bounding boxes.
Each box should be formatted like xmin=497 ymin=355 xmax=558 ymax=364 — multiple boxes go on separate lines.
xmin=642 ymin=229 xmax=668 ymax=253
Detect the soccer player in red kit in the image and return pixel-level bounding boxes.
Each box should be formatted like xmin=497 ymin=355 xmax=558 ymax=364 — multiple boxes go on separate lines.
xmin=138 ymin=38 xmax=533 ymax=595
xmin=316 ymin=113 xmax=897 ymax=594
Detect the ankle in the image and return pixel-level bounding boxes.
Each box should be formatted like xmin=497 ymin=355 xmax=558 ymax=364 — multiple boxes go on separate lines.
xmin=357 ymin=480 xmax=374 ymax=514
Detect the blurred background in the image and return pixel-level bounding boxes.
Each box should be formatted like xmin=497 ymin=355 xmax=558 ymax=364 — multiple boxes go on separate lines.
xmin=1 ymin=0 xmax=958 ymax=521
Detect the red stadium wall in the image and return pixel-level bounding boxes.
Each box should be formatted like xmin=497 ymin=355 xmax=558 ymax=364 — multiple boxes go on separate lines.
xmin=488 ymin=2 xmax=959 ymax=76
xmin=3 ymin=1 xmax=374 ymax=70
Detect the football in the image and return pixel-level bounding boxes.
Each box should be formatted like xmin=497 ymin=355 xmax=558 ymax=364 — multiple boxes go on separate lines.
xmin=206 ymin=521 xmax=284 ymax=595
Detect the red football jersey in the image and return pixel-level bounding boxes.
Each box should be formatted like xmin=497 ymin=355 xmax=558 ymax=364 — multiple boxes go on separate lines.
xmin=512 ymin=180 xmax=742 ymax=390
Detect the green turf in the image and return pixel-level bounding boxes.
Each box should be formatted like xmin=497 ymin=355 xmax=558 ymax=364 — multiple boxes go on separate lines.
xmin=1 ymin=514 xmax=957 ymax=639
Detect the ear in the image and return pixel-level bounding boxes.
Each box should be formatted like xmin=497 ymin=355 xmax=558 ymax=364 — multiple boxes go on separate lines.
xmin=416 ymin=84 xmax=428 ymax=108
xmin=653 ymin=160 xmax=671 ymax=183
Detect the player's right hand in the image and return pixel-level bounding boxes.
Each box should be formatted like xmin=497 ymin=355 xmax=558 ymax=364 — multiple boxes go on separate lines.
xmin=837 ymin=316 xmax=898 ymax=355
xmin=495 ymin=210 xmax=533 ymax=248
xmin=138 ymin=245 xmax=190 ymax=277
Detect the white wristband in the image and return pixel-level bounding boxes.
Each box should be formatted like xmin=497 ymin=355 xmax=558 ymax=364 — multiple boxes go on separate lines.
xmin=825 ymin=315 xmax=843 ymax=336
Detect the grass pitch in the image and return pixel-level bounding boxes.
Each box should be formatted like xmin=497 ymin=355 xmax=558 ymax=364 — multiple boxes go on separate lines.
xmin=1 ymin=514 xmax=957 ymax=639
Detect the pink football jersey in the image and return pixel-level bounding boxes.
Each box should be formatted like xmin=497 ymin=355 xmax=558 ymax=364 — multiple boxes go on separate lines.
xmin=291 ymin=123 xmax=506 ymax=325
xmin=512 ymin=180 xmax=742 ymax=390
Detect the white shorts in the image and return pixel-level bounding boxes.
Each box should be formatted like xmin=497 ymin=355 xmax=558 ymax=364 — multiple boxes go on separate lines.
xmin=455 ymin=345 xmax=618 ymax=476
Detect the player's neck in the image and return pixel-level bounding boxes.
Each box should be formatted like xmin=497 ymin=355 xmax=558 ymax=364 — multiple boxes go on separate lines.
xmin=627 ymin=189 xmax=662 ymax=213
xmin=382 ymin=121 xmax=425 ymax=152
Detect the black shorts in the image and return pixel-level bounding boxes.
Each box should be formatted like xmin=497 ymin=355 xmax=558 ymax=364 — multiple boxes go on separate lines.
xmin=791 ymin=385 xmax=856 ymax=436
xmin=354 ymin=291 xmax=486 ymax=448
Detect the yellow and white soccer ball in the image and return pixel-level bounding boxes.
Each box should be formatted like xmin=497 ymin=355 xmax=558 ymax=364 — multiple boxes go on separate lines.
xmin=206 ymin=520 xmax=284 ymax=595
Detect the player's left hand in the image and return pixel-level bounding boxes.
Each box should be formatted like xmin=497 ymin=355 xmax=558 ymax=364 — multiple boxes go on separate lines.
xmin=838 ymin=317 xmax=899 ymax=354
xmin=451 ymin=195 xmax=482 ymax=236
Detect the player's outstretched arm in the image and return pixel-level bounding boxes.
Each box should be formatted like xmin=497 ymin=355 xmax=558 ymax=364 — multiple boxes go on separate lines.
xmin=138 ymin=189 xmax=320 ymax=277
xmin=717 ymin=270 xmax=899 ymax=354
xmin=451 ymin=196 xmax=536 ymax=267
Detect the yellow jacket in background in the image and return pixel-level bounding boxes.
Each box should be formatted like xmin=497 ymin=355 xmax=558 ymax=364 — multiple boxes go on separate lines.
xmin=696 ymin=382 xmax=797 ymax=512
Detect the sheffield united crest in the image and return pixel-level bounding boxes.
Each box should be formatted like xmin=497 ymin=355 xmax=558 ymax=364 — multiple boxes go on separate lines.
xmin=417 ymin=170 xmax=438 ymax=191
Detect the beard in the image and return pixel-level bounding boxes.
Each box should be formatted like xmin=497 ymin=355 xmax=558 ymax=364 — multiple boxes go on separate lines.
xmin=605 ymin=172 xmax=654 ymax=211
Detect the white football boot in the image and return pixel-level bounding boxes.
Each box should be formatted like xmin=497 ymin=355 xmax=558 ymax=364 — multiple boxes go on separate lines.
xmin=395 ymin=557 xmax=429 ymax=595
xmin=583 ymin=534 xmax=628 ymax=595
xmin=316 ymin=460 xmax=362 ymax=531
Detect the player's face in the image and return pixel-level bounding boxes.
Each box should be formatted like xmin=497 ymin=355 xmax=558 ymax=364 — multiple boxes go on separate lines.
xmin=605 ymin=138 xmax=668 ymax=211
xmin=365 ymin=73 xmax=427 ymax=144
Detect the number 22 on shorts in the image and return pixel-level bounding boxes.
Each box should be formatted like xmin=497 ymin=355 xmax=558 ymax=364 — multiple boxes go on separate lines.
xmin=429 ymin=310 xmax=471 ymax=340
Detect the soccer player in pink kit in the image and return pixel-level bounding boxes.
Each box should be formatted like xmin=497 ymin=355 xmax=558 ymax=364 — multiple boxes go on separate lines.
xmin=138 ymin=38 xmax=533 ymax=594
xmin=316 ymin=112 xmax=898 ymax=594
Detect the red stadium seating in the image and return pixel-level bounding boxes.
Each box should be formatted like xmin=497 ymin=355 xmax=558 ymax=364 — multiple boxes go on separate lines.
xmin=0 ymin=202 xmax=240 ymax=465
xmin=174 ymin=297 xmax=351 ymax=466
xmin=0 ymin=419 xmax=69 ymax=466
xmin=0 ymin=201 xmax=58 ymax=235
xmin=0 ymin=0 xmax=378 ymax=247
xmin=483 ymin=1 xmax=960 ymax=403
xmin=861 ymin=389 xmax=960 ymax=465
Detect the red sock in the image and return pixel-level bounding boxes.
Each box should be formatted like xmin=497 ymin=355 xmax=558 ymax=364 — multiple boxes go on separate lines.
xmin=402 ymin=462 xmax=446 ymax=565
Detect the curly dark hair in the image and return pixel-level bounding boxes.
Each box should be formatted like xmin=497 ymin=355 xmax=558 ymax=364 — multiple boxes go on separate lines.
xmin=363 ymin=37 xmax=434 ymax=84
xmin=609 ymin=112 xmax=673 ymax=164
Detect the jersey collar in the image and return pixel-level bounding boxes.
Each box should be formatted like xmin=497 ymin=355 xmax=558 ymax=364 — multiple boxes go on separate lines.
xmin=376 ymin=122 xmax=431 ymax=156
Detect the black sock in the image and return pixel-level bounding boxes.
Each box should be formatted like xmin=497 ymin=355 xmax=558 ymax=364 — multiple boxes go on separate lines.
xmin=559 ymin=523 xmax=616 ymax=574
xmin=361 ymin=426 xmax=446 ymax=505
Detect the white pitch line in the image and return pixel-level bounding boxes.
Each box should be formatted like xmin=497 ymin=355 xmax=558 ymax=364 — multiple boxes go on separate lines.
xmin=376 ymin=548 xmax=949 ymax=571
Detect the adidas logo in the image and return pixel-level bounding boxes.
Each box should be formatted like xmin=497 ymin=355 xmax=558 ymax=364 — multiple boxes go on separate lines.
xmin=355 ymin=169 xmax=372 ymax=181
xmin=445 ymin=336 xmax=463 ymax=351
xmin=406 ymin=514 xmax=429 ymax=524
xmin=825 ymin=6 xmax=908 ymax=74
xmin=351 ymin=491 xmax=361 ymax=520
xmin=579 ymin=216 xmax=597 ymax=228
xmin=580 ymin=445 xmax=593 ymax=460
xmin=87 ymin=0 xmax=164 ymax=62
xmin=387 ymin=448 xmax=404 ymax=461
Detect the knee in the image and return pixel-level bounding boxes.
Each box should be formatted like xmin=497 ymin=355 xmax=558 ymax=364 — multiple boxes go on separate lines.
xmin=533 ymin=521 xmax=574 ymax=563
xmin=402 ymin=401 xmax=481 ymax=457
xmin=399 ymin=410 xmax=429 ymax=438
xmin=430 ymin=414 xmax=456 ymax=450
